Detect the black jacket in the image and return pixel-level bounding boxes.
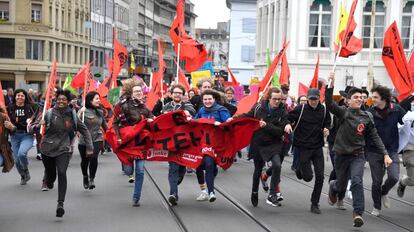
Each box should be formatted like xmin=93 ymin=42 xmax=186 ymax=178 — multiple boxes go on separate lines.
xmin=152 ymin=97 xmax=172 ymax=116
xmin=288 ymin=103 xmax=331 ymax=149
xmin=237 ymin=101 xmax=288 ymax=161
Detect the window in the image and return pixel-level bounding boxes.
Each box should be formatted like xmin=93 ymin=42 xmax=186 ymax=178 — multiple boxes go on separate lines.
xmin=308 ymin=0 xmax=332 ymax=48
xmin=55 ymin=9 xmax=59 ymax=29
xmin=362 ymin=1 xmax=385 ymax=48
xmin=0 ymin=1 xmax=9 ymax=21
xmin=402 ymin=2 xmax=414 ymax=49
xmin=62 ymin=44 xmax=66 ymax=63
xmin=55 ymin=42 xmax=60 ymax=62
xmin=241 ymin=46 xmax=255 ymax=62
xmin=0 ymin=38 xmax=14 ymax=58
xmin=95 ymin=50 xmax=99 ymax=66
xmin=26 ymin=39 xmax=43 ymax=60
xmin=106 ymin=0 xmax=113 ymax=18
xmin=67 ymin=45 xmax=71 ymax=64
xmin=100 ymin=51 xmax=103 ymax=67
xmin=105 ymin=23 xmax=113 ymax=43
xmin=242 ymin=18 xmax=256 ymax=33
xmin=31 ymin=3 xmax=41 ymax=23
xmin=49 ymin=42 xmax=53 ymax=61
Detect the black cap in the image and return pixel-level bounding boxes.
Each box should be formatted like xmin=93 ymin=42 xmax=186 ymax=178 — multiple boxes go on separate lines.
xmin=307 ymin=88 xmax=320 ymax=100
xmin=339 ymin=86 xmax=353 ymax=98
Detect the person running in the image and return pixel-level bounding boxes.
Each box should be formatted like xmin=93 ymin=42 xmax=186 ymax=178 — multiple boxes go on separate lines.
xmin=398 ymin=109 xmax=414 ymax=198
xmin=285 ymin=88 xmax=330 ymax=214
xmin=366 ymin=86 xmax=405 ymax=216
xmin=5 ymin=89 xmax=38 ymax=185
xmin=162 ymin=84 xmax=196 ymax=205
xmin=0 ymin=106 xmax=13 ymax=173
xmin=112 ymin=78 xmax=154 ymax=207
xmin=77 ymin=91 xmax=108 ymax=190
xmin=234 ymin=87 xmax=288 ymax=207
xmin=35 ymin=89 xmax=93 ymax=218
xmin=326 ymin=73 xmax=392 ymax=228
xmin=194 ymin=89 xmax=231 ymax=202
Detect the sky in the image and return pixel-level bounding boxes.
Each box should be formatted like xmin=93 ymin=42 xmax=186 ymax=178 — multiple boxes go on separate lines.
xmin=192 ymin=0 xmax=230 ymax=29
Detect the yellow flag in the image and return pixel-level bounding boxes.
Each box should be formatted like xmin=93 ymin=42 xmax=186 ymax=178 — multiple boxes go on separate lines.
xmin=130 ymin=53 xmax=136 ymax=70
xmin=336 ymin=1 xmax=349 ymax=45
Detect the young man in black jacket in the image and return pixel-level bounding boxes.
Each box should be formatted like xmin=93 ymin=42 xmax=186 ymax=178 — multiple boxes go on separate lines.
xmin=325 ymin=73 xmax=392 ymax=228
xmin=285 ymin=88 xmax=330 ymax=214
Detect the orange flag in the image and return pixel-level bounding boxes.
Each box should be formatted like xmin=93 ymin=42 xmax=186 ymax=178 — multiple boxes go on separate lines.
xmin=310 ymin=55 xmax=320 ymax=88
xmin=235 ymin=43 xmax=289 ymax=116
xmin=279 ymin=39 xmax=290 ymax=85
xmin=70 ymin=62 xmax=93 ymax=89
xmin=147 ymin=38 xmax=166 ymax=110
xmin=336 ymin=0 xmax=362 ymax=57
xmin=0 ymin=81 xmax=5 ymax=109
xmin=170 ymin=0 xmax=185 ymax=45
xmin=113 ymin=30 xmax=128 ymax=82
xmin=40 ymin=61 xmax=58 ymax=135
xmin=227 ymin=65 xmax=240 ymax=86
xmin=382 ymin=21 xmax=413 ymax=101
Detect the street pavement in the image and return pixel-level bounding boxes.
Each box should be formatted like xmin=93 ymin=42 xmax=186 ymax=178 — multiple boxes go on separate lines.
xmin=1 ymin=145 xmax=413 ymax=232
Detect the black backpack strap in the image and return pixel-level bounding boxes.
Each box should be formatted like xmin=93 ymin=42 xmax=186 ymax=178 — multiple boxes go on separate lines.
xmin=293 ymin=104 xmax=305 ymax=133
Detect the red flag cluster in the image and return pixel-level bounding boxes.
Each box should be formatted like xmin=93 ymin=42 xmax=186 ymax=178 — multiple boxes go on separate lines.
xmin=170 ymin=0 xmax=207 ymax=72
xmin=336 ymin=0 xmax=363 ymax=58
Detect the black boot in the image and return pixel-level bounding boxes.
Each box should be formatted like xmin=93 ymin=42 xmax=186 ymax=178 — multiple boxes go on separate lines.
xmin=251 ymin=192 xmax=258 ymax=207
xmin=83 ymin=176 xmax=89 ymax=189
xmin=89 ymin=178 xmax=95 ymax=190
xmin=56 ymin=201 xmax=65 ymax=217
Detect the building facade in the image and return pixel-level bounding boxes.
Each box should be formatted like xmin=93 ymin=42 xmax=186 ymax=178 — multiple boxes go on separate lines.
xmin=196 ymin=22 xmax=230 ymax=75
xmin=226 ymin=0 xmax=257 ymax=85
xmin=256 ymin=0 xmax=414 ymax=96
xmin=0 ymin=0 xmax=90 ymax=90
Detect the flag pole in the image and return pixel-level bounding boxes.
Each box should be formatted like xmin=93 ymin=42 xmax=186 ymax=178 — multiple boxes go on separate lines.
xmin=367 ymin=0 xmax=376 ymax=92
xmin=175 ymin=43 xmax=181 ymax=84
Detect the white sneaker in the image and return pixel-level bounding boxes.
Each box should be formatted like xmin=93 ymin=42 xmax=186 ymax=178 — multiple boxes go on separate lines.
xmin=208 ymin=192 xmax=216 ymax=202
xmin=336 ymin=200 xmax=346 ymax=210
xmin=196 ymin=190 xmax=208 ymax=201
xmin=276 ymin=192 xmax=284 ymax=202
xmin=371 ymin=208 xmax=381 ymax=216
xmin=382 ymin=195 xmax=390 ymax=208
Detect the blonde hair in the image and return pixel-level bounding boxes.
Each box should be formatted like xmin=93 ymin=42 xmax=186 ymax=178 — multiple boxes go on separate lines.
xmin=121 ymin=78 xmax=143 ymax=97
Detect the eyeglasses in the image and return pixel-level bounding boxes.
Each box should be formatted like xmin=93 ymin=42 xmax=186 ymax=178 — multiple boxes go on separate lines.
xmin=172 ymin=92 xmax=183 ymax=95
xmin=271 ymin=98 xmax=282 ymax=101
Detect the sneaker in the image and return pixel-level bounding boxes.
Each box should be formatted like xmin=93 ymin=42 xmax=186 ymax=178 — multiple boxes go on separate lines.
xmin=41 ymin=180 xmax=49 ymax=191
xmin=310 ymin=204 xmax=321 ymax=214
xmin=266 ymin=194 xmax=279 ymax=207
xmin=47 ymin=181 xmax=54 ymax=189
xmin=336 ymin=200 xmax=346 ymax=210
xmin=132 ymin=199 xmax=140 ymax=207
xmin=209 ymin=192 xmax=216 ymax=202
xmin=251 ymin=192 xmax=258 ymax=207
xmin=397 ymin=182 xmax=406 ymax=198
xmin=276 ymin=192 xmax=284 ymax=202
xmin=20 ymin=175 xmax=27 ymax=185
xmin=83 ymin=176 xmax=89 ymax=189
xmin=261 ymin=179 xmax=269 ymax=192
xmin=371 ymin=208 xmax=380 ymax=216
xmin=353 ymin=213 xmax=364 ymax=227
xmin=295 ymin=169 xmax=303 ymax=180
xmin=56 ymin=201 xmax=65 ymax=217
xmin=24 ymin=169 xmax=31 ymax=182
xmin=196 ymin=190 xmax=209 ymax=201
xmin=128 ymin=175 xmax=135 ymax=183
xmin=382 ymin=194 xmax=390 ymax=208
xmin=36 ymin=154 xmax=42 ymax=160
xmin=328 ymin=181 xmax=338 ymax=206
xmin=168 ymin=195 xmax=178 ymax=206
xmin=88 ymin=178 xmax=95 ymax=190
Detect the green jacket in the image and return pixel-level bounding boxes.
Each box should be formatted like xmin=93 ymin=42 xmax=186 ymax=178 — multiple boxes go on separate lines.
xmin=325 ymin=87 xmax=387 ymax=156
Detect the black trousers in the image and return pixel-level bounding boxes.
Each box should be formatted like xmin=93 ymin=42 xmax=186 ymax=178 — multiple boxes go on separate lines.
xmin=298 ymin=147 xmax=325 ymax=205
xmin=78 ymin=142 xmax=102 ymax=179
xmin=252 ymin=154 xmax=281 ymax=195
xmin=42 ymin=153 xmax=71 ymax=202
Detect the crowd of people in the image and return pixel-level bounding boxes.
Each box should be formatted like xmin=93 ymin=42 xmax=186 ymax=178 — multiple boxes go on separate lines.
xmin=1 ymin=73 xmax=414 ymax=228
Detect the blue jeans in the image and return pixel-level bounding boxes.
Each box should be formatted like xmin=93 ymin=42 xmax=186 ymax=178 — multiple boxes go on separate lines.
xmin=124 ymin=159 xmax=145 ymax=201
xmin=367 ymin=151 xmax=399 ymax=210
xmin=0 ymin=153 xmax=3 ymax=167
xmin=10 ymin=133 xmax=34 ymax=175
xmin=332 ymin=154 xmax=365 ymax=215
xmin=168 ymin=162 xmax=186 ymax=196
xmin=198 ymin=155 xmax=217 ymax=194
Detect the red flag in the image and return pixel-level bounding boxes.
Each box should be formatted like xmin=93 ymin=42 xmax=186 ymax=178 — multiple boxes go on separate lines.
xmin=179 ymin=38 xmax=208 ymax=72
xmin=82 ymin=64 xmax=96 ymax=104
xmin=70 ymin=62 xmax=93 ymax=89
xmin=298 ymin=82 xmax=310 ymax=98
xmin=310 ymin=55 xmax=320 ymax=88
xmin=279 ymin=52 xmax=290 ymax=85
xmin=227 ymin=65 xmax=240 ymax=86
xmin=45 ymin=61 xmax=58 ymax=111
xmin=336 ymin=0 xmax=362 ymax=57
xmin=382 ymin=21 xmax=413 ymax=101
xmin=112 ymin=30 xmax=128 ymax=82
xmin=147 ymin=38 xmax=166 ymax=110
xmin=0 ymin=80 xmax=5 ymax=109
xmin=170 ymin=0 xmax=185 ymax=45
xmin=320 ymin=80 xmax=326 ymax=103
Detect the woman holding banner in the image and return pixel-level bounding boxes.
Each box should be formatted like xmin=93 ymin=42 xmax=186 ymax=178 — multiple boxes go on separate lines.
xmin=112 ymin=78 xmax=154 ymax=207
xmin=194 ymin=89 xmax=231 ymax=202
xmin=77 ymin=91 xmax=108 ymax=190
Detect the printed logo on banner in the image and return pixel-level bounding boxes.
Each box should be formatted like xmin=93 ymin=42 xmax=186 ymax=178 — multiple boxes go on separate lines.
xmin=147 ymin=149 xmax=169 ymax=159
xmin=182 ymin=153 xmax=202 ymax=163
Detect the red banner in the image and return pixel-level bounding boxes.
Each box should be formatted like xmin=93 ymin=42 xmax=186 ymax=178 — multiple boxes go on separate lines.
xmin=105 ymin=111 xmax=259 ymax=169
